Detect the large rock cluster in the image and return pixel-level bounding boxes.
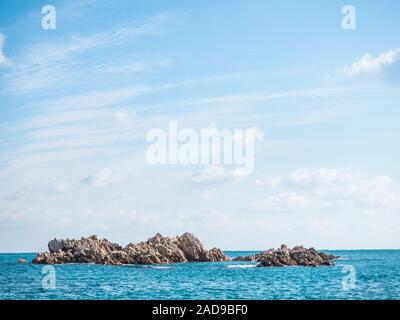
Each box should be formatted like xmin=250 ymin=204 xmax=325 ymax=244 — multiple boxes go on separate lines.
xmin=233 ymin=244 xmax=338 ymax=267
xmin=32 ymin=233 xmax=229 ymax=265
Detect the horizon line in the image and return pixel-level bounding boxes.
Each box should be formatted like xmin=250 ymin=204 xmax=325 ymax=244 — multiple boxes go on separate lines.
xmin=2 ymin=248 xmax=400 ymax=254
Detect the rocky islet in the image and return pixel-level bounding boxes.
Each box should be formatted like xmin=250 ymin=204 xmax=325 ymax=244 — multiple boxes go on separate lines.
xmin=33 ymin=234 xmax=339 ymax=267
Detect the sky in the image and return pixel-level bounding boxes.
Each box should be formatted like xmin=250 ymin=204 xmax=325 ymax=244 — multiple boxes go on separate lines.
xmin=0 ymin=0 xmax=400 ymax=252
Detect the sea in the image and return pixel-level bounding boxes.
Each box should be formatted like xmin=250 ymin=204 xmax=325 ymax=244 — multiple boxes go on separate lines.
xmin=1 ymin=250 xmax=399 ymax=300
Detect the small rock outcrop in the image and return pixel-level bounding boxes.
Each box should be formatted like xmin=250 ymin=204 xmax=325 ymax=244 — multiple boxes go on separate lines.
xmin=33 ymin=235 xmax=124 ymax=265
xmin=233 ymin=244 xmax=339 ymax=267
xmin=18 ymin=258 xmax=27 ymax=264
xmin=32 ymin=233 xmax=229 ymax=265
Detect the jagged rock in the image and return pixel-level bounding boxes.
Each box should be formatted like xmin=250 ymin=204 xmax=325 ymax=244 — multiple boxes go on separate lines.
xmin=32 ymin=233 xmax=229 ymax=265
xmin=200 ymin=248 xmax=229 ymax=262
xmin=233 ymin=244 xmax=339 ymax=267
xmin=33 ymin=235 xmax=124 ymax=265
xmin=177 ymin=233 xmax=205 ymax=261
xmin=48 ymin=239 xmax=70 ymax=253
xmin=125 ymin=232 xmax=188 ymax=264
xmin=232 ymin=254 xmax=258 ymax=262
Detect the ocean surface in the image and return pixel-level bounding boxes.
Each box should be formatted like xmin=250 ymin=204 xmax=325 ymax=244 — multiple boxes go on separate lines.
xmin=1 ymin=250 xmax=399 ymax=300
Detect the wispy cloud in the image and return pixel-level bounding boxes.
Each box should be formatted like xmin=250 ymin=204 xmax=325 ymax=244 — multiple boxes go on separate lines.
xmin=0 ymin=33 xmax=10 ymax=67
xmin=277 ymin=105 xmax=347 ymax=126
xmin=174 ymin=87 xmax=345 ymax=107
xmin=60 ymin=0 xmax=102 ymax=19
xmin=135 ymin=87 xmax=350 ymax=116
xmin=0 ymin=84 xmax=156 ymax=176
xmin=4 ymin=13 xmax=171 ymax=93
xmin=86 ymin=57 xmax=172 ymax=75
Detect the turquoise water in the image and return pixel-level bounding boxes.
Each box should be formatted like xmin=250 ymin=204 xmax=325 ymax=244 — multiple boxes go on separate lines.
xmin=1 ymin=250 xmax=399 ymax=300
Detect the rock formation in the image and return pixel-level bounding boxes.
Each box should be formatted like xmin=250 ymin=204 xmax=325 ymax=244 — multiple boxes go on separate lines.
xmin=32 ymin=233 xmax=229 ymax=265
xmin=233 ymin=244 xmax=339 ymax=267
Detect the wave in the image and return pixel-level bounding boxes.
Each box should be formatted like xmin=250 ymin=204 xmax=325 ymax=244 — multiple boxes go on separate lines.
xmin=226 ymin=264 xmax=257 ymax=269
xmin=100 ymin=285 xmax=114 ymax=291
xmin=119 ymin=264 xmax=172 ymax=269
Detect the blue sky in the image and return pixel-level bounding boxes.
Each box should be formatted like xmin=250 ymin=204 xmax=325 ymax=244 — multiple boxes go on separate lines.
xmin=0 ymin=0 xmax=400 ymax=251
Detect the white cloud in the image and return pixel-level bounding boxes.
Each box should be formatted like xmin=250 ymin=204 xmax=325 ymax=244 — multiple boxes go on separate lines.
xmin=342 ymin=48 xmax=400 ymax=77
xmin=253 ymin=168 xmax=400 ymax=213
xmin=201 ymin=190 xmax=216 ymax=200
xmin=113 ymin=111 xmax=137 ymax=125
xmin=252 ymin=192 xmax=312 ymax=212
xmin=255 ymin=175 xmax=283 ymax=188
xmin=83 ymin=167 xmax=126 ymax=188
xmin=191 ymin=166 xmax=243 ymax=185
xmin=0 ymin=33 xmax=10 ymax=66
xmin=285 ymin=168 xmax=358 ymax=186
xmin=55 ymin=181 xmax=71 ymax=193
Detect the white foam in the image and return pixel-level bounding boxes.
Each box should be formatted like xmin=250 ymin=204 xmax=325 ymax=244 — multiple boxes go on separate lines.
xmin=100 ymin=285 xmax=113 ymax=291
xmin=226 ymin=264 xmax=257 ymax=269
xmin=119 ymin=264 xmax=171 ymax=269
